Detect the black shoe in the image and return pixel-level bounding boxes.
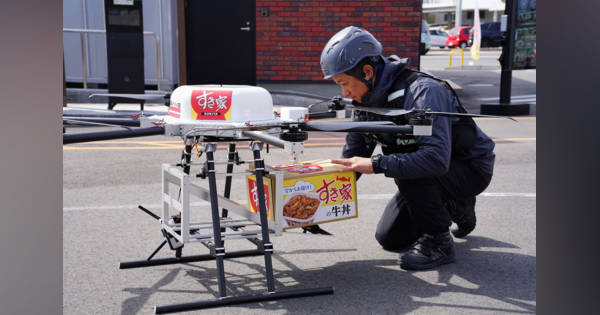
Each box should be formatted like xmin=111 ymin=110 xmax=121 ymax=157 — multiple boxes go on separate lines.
xmin=399 ymin=232 xmax=456 ymax=270
xmin=447 ymin=197 xmax=477 ymax=238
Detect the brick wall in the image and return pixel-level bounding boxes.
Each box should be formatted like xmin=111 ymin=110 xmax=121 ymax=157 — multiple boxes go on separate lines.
xmin=255 ymin=0 xmax=423 ymax=82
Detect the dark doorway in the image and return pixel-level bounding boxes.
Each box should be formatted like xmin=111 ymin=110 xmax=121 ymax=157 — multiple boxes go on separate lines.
xmin=104 ymin=0 xmax=145 ymax=109
xmin=185 ymin=0 xmax=256 ymax=85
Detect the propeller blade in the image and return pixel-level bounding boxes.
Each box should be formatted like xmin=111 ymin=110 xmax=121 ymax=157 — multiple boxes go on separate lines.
xmin=63 ymin=117 xmax=141 ymax=127
xmin=63 ymin=107 xmax=167 ymax=118
xmin=344 ymin=104 xmax=518 ymax=122
xmin=268 ymin=90 xmax=331 ymax=101
xmin=345 ymin=105 xmax=415 ymax=116
xmin=304 ymin=121 xmax=412 ymax=134
xmin=63 ymin=126 xmax=165 ymax=144
xmin=63 ymin=119 xmax=134 ymax=130
xmin=89 ymin=93 xmax=168 ymax=102
xmin=427 ymin=111 xmax=518 ymax=122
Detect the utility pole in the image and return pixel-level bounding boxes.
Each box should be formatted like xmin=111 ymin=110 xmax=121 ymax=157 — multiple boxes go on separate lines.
xmin=480 ymin=0 xmax=530 ymax=115
xmin=455 ymin=0 xmax=463 ymax=27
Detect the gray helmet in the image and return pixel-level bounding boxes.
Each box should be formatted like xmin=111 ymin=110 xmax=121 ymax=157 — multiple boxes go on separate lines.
xmin=320 ymin=26 xmax=382 ymax=79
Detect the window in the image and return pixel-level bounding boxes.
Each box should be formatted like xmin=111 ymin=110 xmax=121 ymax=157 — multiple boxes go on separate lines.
xmin=468 ymin=11 xmax=485 ymax=20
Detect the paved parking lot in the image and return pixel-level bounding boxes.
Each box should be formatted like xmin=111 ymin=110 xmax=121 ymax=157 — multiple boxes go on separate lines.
xmin=63 ymin=115 xmax=535 ymax=314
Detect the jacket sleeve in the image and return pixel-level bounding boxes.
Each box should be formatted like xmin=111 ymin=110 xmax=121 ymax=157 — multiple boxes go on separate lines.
xmin=341 ymin=110 xmax=377 ymax=159
xmin=375 ymin=80 xmax=456 ymax=179
xmin=342 ymin=133 xmax=376 ymax=159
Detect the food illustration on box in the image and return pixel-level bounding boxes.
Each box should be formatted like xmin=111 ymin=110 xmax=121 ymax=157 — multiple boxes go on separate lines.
xmin=246 ymin=160 xmax=358 ymax=230
xmin=283 ymin=194 xmax=320 ymax=220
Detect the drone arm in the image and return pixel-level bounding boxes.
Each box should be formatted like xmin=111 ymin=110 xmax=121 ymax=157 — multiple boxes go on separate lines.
xmin=241 ymin=131 xmax=285 ymax=149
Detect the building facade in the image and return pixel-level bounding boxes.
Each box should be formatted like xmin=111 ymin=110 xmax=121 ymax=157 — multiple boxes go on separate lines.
xmin=423 ymin=0 xmax=505 ymax=28
xmin=255 ymin=0 xmax=422 ymax=82
xmin=63 ymin=0 xmax=423 ymax=90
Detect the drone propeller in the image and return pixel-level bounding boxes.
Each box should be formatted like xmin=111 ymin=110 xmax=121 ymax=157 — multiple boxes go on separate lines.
xmin=344 ymin=104 xmax=414 ymax=117
xmin=63 ymin=126 xmax=165 ymax=144
xmin=304 ymin=121 xmax=412 ymax=133
xmin=63 ymin=117 xmax=141 ymax=128
xmin=63 ymin=119 xmax=135 ymax=131
xmin=89 ymin=93 xmax=170 ymax=104
xmin=269 ymin=90 xmax=331 ymax=102
xmin=423 ymin=111 xmax=518 ymax=122
xmin=324 ymin=96 xmax=518 ymax=121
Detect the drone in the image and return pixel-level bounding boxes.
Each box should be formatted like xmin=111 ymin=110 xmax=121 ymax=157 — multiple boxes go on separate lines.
xmin=63 ymin=85 xmax=513 ymax=313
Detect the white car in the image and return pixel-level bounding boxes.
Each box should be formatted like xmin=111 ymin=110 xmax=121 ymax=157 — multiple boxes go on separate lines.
xmin=420 ymin=20 xmax=430 ymax=55
xmin=429 ymin=29 xmax=448 ymax=49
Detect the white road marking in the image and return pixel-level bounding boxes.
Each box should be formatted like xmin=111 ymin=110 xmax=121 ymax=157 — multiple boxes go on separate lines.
xmin=466 ymin=84 xmax=495 ymax=87
xmin=63 ymin=192 xmax=536 ymax=212
xmin=359 ymin=192 xmax=536 ymax=199
xmin=63 ymin=201 xmax=244 ymax=212
xmin=480 ymin=192 xmax=536 ymax=197
xmin=479 ymin=94 xmax=536 ymax=101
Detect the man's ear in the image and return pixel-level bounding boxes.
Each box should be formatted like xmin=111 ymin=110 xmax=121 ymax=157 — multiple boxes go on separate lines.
xmin=362 ymin=64 xmax=374 ymax=81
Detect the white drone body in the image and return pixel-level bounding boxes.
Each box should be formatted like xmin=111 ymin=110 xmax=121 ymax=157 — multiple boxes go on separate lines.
xmin=140 ymin=85 xmax=307 ymax=138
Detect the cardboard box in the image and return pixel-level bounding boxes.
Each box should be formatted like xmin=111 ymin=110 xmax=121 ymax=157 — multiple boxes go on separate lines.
xmin=246 ymin=159 xmax=358 ymax=230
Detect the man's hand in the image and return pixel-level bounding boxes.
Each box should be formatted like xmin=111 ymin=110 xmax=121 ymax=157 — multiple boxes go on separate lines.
xmin=331 ymin=157 xmax=374 ymax=174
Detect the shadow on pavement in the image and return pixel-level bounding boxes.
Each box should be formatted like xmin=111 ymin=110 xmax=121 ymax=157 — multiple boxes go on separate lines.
xmin=120 ymin=236 xmax=535 ymax=314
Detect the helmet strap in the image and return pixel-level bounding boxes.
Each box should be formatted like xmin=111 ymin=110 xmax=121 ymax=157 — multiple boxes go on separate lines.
xmin=349 ymin=72 xmax=373 ymax=90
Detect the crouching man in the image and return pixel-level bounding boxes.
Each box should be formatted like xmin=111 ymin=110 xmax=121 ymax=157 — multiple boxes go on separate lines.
xmin=322 ymin=26 xmax=495 ymax=270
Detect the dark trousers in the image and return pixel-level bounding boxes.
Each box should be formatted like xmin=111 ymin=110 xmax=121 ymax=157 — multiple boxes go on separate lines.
xmin=375 ymin=158 xmax=493 ymax=250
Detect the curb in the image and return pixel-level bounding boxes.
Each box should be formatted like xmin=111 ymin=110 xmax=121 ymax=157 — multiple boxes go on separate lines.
xmin=443 ymin=66 xmax=501 ymax=71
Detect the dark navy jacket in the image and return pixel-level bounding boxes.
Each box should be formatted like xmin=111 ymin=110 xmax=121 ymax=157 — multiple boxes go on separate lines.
xmin=342 ymin=55 xmax=495 ymax=179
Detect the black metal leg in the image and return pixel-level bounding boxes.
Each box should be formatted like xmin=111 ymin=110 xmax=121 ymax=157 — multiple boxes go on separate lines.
xmin=222 ymin=142 xmax=236 ymax=213
xmin=251 ymin=142 xmax=276 ymax=293
xmin=155 ymin=287 xmax=334 ymax=314
xmin=120 ymin=249 xmax=263 ymax=269
xmin=147 ymin=240 xmax=167 ymax=261
xmin=219 ymin=143 xmax=237 ymax=246
xmin=182 ymin=140 xmax=193 ymax=175
xmin=205 ymin=143 xmax=227 ymax=298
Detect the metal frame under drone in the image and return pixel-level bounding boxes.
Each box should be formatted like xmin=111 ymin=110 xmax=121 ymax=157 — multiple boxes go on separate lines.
xmin=119 ymin=138 xmax=344 ymax=314
xmin=116 ymin=118 xmax=424 ymax=313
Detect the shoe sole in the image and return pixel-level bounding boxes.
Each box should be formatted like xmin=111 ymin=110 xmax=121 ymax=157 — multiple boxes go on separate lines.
xmin=399 ymin=255 xmax=456 ymax=271
xmin=451 ymin=223 xmax=475 ymax=238
xmin=451 ymin=227 xmax=475 ymax=238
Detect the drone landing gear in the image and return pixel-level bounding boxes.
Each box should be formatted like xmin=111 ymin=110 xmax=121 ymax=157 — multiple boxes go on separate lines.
xmin=119 ymin=141 xmax=333 ymax=313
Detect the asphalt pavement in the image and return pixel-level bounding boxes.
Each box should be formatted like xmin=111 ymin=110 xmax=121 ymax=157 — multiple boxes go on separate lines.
xmin=63 ymin=116 xmax=536 ymax=314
